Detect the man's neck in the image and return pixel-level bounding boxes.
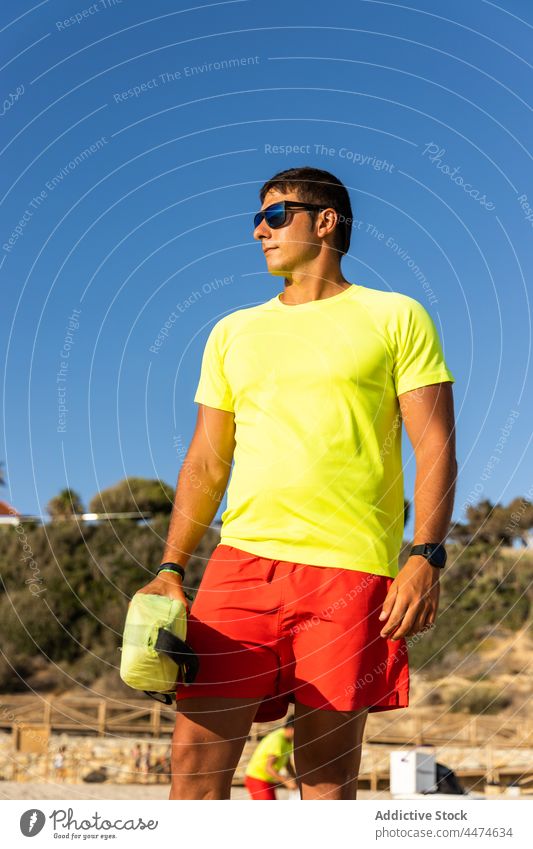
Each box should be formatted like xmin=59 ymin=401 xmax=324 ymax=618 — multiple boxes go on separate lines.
xmin=279 ymin=269 xmax=350 ymax=305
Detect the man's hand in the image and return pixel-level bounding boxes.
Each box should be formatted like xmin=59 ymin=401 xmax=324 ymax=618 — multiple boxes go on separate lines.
xmin=378 ymin=556 xmax=440 ymax=640
xmin=265 ymin=756 xmax=298 ymax=790
xmin=135 ymin=571 xmax=190 ymax=614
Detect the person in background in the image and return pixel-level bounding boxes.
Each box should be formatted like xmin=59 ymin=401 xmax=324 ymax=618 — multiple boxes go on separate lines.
xmin=245 ymin=716 xmax=297 ymax=799
xmin=131 ymin=743 xmax=142 ymax=780
xmin=143 ymin=743 xmax=153 ymax=783
xmin=53 ymin=745 xmax=67 ymax=781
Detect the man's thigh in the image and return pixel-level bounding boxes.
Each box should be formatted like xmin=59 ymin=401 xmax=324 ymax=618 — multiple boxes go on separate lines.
xmin=171 ymin=696 xmax=258 ymax=791
xmin=293 ymin=700 xmax=369 ymax=799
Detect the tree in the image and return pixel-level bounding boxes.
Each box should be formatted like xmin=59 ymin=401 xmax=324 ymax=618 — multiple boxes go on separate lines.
xmin=449 ymin=497 xmax=533 ymax=549
xmin=88 ymin=477 xmax=174 ymax=517
xmin=505 ymin=497 xmax=533 ymax=547
xmin=464 ymin=499 xmax=496 ymax=545
xmin=47 ymin=488 xmax=85 ymax=521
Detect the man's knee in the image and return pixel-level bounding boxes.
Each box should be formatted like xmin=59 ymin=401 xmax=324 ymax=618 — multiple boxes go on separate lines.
xmin=170 ymin=774 xmax=231 ymax=799
xmin=171 ymin=741 xmax=235 ymax=776
xmin=168 ymin=697 xmax=256 ymax=798
xmin=170 ymin=744 xmax=234 ymax=798
xmin=170 ymin=739 xmax=202 ymax=776
xmin=296 ymin=755 xmax=360 ymax=786
xmin=294 ymin=738 xmax=363 ymax=786
xmin=169 ymin=718 xmax=241 ymax=797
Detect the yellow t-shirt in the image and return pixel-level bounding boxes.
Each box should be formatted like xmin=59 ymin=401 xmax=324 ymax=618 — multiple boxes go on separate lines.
xmin=193 ymin=283 xmax=455 ymax=577
xmin=245 ymin=728 xmax=293 ymax=783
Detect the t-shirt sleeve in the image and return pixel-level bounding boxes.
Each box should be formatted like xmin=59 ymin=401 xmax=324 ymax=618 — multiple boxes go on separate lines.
xmin=269 ymin=733 xmax=289 ymax=765
xmin=392 ymin=297 xmax=455 ymax=396
xmin=261 ymin=731 xmax=282 ymax=756
xmin=193 ymin=320 xmax=234 ymax=412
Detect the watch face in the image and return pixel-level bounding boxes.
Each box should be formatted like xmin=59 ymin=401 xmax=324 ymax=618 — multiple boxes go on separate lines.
xmin=428 ymin=545 xmax=446 ymax=567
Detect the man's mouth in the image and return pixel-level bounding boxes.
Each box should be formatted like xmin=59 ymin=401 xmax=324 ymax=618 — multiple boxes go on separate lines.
xmin=263 ymin=247 xmax=277 ymax=254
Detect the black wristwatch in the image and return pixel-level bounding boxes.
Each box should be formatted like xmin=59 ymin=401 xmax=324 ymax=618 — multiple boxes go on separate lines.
xmin=409 ymin=543 xmax=447 ymax=569
xmin=156 ymin=562 xmax=186 ymax=581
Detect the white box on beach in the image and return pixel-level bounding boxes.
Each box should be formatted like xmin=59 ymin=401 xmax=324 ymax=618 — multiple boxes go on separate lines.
xmin=389 ymin=749 xmax=437 ymax=795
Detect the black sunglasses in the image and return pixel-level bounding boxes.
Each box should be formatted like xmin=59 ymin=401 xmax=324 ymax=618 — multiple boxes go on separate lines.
xmin=254 ymin=200 xmax=328 ymax=230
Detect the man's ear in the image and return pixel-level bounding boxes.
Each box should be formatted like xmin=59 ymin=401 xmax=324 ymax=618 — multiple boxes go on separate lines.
xmin=316 ymin=207 xmax=339 ymax=240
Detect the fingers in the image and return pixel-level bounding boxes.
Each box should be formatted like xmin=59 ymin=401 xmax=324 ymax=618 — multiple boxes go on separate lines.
xmin=135 ymin=583 xmax=191 ymax=613
xmin=378 ymin=585 xmax=398 ymax=624
xmin=382 ymin=606 xmax=418 ymax=640
xmin=383 ymin=602 xmax=438 ymax=640
xmin=379 ymin=591 xmax=407 ymax=638
xmin=380 ymin=580 xmax=440 ymax=640
xmin=407 ymin=586 xmax=439 ymax=636
xmin=401 ymin=609 xmax=432 ymax=638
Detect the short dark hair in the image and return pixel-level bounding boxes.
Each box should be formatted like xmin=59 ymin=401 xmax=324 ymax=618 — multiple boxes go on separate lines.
xmin=259 ymin=166 xmax=353 ymax=255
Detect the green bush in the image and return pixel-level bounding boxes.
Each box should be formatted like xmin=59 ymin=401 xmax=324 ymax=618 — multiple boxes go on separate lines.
xmin=448 ymin=684 xmax=512 ymax=715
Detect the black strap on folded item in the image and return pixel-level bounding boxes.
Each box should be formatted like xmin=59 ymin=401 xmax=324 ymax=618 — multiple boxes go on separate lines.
xmin=142 ymin=629 xmax=200 ymax=705
xmin=154 ymin=627 xmax=200 ymax=684
xmin=144 ymin=691 xmax=174 ymax=705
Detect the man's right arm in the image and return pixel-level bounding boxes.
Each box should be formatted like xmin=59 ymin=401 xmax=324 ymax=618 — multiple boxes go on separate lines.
xmin=264 ymin=755 xmax=298 ymax=789
xmin=135 ymin=404 xmax=236 ymax=609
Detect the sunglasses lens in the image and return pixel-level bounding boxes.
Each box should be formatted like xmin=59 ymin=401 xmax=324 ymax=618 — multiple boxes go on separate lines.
xmin=254 ymin=202 xmax=286 ymax=229
xmin=265 ymin=205 xmax=286 ymax=228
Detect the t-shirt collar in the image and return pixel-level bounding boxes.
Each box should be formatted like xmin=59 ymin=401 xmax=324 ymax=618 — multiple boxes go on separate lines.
xmin=268 ymin=283 xmax=358 ymax=310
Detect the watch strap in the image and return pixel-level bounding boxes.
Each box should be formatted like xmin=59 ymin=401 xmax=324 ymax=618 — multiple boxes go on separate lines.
xmin=410 ymin=543 xmax=446 ymax=568
xmin=156 ymin=562 xmax=186 ymax=581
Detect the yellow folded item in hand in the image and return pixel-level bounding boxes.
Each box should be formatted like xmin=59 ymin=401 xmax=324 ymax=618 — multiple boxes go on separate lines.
xmin=120 ymin=593 xmax=199 ymax=701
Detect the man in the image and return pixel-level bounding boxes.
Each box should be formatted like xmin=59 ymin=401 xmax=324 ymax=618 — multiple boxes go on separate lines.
xmin=137 ymin=166 xmax=457 ymax=800
xmin=245 ymin=716 xmax=297 ymax=799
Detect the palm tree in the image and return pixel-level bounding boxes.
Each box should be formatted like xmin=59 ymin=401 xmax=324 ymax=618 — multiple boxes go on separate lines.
xmin=47 ymin=488 xmax=85 ymax=521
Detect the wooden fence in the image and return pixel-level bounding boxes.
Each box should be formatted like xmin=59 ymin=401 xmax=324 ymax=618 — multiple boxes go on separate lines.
xmin=1 ymin=696 xmax=532 ymax=749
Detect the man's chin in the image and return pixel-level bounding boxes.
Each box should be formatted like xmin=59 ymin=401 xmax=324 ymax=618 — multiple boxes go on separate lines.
xmin=265 ymin=256 xmax=291 ymax=276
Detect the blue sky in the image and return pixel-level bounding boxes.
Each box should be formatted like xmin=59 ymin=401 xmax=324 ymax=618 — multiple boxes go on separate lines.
xmin=1 ymin=0 xmax=532 ymax=536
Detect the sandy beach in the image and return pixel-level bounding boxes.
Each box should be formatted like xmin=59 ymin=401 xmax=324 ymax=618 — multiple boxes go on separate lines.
xmin=0 ymin=781 xmax=393 ymax=800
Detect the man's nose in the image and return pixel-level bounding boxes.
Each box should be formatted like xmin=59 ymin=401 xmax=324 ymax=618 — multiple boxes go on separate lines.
xmin=254 ymin=218 xmax=270 ymax=241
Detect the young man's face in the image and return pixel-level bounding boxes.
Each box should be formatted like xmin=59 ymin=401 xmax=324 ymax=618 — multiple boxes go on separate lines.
xmin=254 ymin=188 xmax=324 ymax=276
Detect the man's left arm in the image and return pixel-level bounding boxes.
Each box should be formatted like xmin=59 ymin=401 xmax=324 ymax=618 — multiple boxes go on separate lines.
xmin=379 ymin=381 xmax=458 ymax=640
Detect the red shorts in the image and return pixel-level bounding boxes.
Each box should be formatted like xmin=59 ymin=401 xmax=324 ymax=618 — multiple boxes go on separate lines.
xmin=244 ymin=775 xmax=278 ymax=799
xmin=175 ymin=544 xmax=409 ymax=722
